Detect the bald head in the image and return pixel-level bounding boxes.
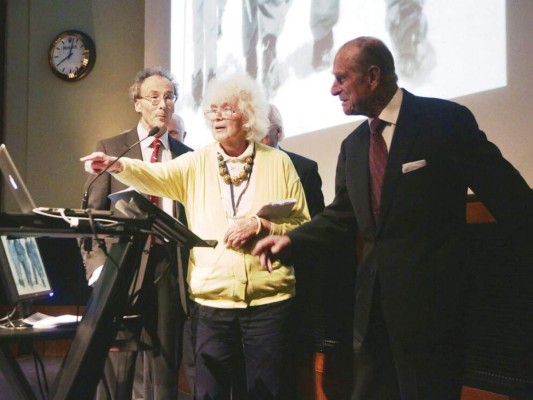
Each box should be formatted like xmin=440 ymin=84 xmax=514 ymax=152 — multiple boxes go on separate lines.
xmin=339 ymin=37 xmax=398 ymax=87
xmin=261 ymin=104 xmax=285 ymax=148
xmin=168 ymin=114 xmax=187 ymax=142
xmin=331 ymin=36 xmax=399 ymax=117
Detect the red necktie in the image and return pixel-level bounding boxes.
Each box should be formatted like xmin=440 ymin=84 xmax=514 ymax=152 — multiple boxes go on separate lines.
xmin=148 ymin=138 xmax=162 ymax=206
xmin=369 ymin=118 xmax=387 ymax=222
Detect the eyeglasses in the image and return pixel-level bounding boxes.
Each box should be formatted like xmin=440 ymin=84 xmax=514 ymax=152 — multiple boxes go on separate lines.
xmin=139 ymin=93 xmax=177 ymax=106
xmin=204 ymin=106 xmax=238 ymax=120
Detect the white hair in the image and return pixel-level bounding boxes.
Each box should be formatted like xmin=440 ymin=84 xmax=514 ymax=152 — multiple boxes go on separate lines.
xmin=203 ymin=73 xmax=269 ymax=142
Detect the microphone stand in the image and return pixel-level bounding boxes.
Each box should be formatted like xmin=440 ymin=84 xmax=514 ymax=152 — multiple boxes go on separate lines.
xmin=81 ymin=126 xmax=161 ymax=251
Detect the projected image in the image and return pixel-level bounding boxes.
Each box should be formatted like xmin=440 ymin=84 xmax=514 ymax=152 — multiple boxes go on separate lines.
xmin=171 ymin=0 xmax=506 ymax=149
xmin=2 ymin=237 xmax=52 ymax=296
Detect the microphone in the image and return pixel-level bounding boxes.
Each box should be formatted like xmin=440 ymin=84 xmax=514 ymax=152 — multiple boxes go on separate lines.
xmin=81 ymin=126 xmax=160 ymax=209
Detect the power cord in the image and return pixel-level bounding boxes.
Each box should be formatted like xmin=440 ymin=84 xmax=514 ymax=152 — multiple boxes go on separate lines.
xmin=32 ymin=207 xmax=121 ymax=229
xmin=32 ymin=347 xmax=49 ymax=399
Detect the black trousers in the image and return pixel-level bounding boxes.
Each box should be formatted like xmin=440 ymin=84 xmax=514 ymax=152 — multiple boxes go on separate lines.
xmin=352 ymin=279 xmax=464 ymax=400
xmin=191 ymin=299 xmax=294 ymax=400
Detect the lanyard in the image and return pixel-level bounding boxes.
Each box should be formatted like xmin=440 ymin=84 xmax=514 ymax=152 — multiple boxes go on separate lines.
xmin=226 ymin=160 xmax=252 ymax=217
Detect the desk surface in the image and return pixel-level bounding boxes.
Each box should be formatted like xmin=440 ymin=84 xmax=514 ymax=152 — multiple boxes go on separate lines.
xmin=0 ymin=324 xmax=77 ymax=342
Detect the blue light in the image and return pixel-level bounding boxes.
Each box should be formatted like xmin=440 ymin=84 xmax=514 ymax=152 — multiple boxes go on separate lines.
xmin=49 ymin=292 xmax=55 ymax=297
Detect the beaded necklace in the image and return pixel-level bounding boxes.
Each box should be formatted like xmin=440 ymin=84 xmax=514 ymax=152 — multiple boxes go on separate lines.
xmin=217 ymin=150 xmax=255 ymax=186
xmin=217 ymin=145 xmax=256 ymax=217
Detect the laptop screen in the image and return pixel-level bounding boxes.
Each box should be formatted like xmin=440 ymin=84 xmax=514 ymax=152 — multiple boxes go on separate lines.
xmin=0 ymin=144 xmax=37 ymax=214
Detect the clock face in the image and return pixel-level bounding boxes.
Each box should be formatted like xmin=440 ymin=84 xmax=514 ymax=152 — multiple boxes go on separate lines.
xmin=48 ymin=30 xmax=96 ymax=81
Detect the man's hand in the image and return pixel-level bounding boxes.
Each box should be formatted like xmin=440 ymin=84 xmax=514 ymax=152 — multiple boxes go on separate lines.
xmin=80 ymin=152 xmax=120 ymax=174
xmin=252 ymin=235 xmax=292 ymax=272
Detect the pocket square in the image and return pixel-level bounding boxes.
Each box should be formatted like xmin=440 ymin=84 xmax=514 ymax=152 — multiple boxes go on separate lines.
xmin=402 ymin=159 xmax=427 ymax=174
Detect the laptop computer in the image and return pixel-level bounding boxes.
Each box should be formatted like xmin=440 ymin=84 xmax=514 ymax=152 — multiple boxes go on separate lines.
xmin=0 ymin=144 xmax=37 ymax=213
xmin=0 ymin=144 xmax=113 ymax=218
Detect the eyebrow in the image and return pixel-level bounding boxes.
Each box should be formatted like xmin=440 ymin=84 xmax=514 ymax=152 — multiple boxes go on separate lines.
xmin=145 ymin=91 xmax=174 ymax=95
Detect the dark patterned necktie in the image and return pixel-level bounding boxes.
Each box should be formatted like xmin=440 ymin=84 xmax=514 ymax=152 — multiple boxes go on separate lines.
xmin=369 ymin=118 xmax=387 ymax=222
xmin=148 ymin=138 xmax=162 ymax=206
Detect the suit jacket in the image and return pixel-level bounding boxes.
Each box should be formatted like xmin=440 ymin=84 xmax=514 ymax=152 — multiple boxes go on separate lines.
xmin=83 ymin=128 xmax=192 ymax=279
xmin=289 ymin=89 xmax=533 ymax=348
xmin=282 ymin=148 xmax=356 ymax=351
xmin=281 ymin=148 xmax=325 ymax=217
xmin=86 ymin=128 xmax=192 ymax=210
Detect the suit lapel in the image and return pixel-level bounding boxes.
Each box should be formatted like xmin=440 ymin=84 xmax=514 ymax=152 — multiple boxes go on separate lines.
xmin=378 ymin=91 xmax=423 ymax=230
xmin=168 ymin=137 xmax=192 ymax=158
xmin=349 ymin=125 xmax=375 ymax=231
xmin=167 ymin=137 xmax=192 ymax=223
xmin=124 ymin=129 xmax=143 ymax=160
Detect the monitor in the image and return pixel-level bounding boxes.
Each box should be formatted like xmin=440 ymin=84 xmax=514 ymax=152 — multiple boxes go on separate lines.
xmin=0 ymin=236 xmax=54 ymax=317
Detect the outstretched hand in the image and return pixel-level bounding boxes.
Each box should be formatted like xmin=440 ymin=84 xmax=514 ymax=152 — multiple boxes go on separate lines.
xmin=252 ymin=235 xmax=292 ymax=272
xmin=80 ymin=152 xmax=120 ymax=174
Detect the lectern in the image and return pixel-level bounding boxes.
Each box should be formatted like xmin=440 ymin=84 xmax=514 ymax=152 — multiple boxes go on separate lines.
xmin=0 ymin=208 xmax=215 ymax=400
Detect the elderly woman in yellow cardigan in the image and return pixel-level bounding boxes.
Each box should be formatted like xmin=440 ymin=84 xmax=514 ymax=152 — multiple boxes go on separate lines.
xmin=82 ymin=73 xmax=309 ymax=399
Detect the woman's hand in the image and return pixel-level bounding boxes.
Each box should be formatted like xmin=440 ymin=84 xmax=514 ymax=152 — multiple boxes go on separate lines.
xmin=224 ymin=216 xmax=264 ymax=249
xmin=80 ymin=152 xmax=122 ymax=174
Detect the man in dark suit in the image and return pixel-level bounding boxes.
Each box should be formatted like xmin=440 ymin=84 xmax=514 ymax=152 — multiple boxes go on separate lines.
xmin=83 ymin=67 xmax=192 ymax=400
xmin=261 ymin=104 xmax=325 ymax=217
xmin=262 ymin=104 xmax=355 ymax=399
xmin=254 ymin=37 xmax=533 ymax=399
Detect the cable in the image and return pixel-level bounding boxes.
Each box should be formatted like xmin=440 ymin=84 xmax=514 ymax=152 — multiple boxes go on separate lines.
xmin=32 ymin=207 xmax=121 ymax=228
xmin=0 ymin=306 xmax=17 ymax=322
xmin=32 ymin=347 xmax=49 ymax=399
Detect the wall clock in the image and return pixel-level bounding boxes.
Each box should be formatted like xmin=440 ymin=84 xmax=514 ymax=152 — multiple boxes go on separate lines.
xmin=48 ymin=30 xmax=96 ymax=82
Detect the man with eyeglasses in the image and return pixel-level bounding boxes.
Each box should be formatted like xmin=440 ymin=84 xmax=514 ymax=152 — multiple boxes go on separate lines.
xmin=82 ymin=67 xmax=192 ymax=400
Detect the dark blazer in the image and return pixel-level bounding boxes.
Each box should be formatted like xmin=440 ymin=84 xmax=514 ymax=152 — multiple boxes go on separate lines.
xmin=86 ymin=128 xmax=192 ymax=211
xmin=281 ymin=148 xmax=325 ymax=217
xmin=83 ymin=127 xmax=192 ymax=276
xmin=289 ymin=89 xmax=533 ymax=349
xmin=282 ymin=148 xmax=356 ymax=359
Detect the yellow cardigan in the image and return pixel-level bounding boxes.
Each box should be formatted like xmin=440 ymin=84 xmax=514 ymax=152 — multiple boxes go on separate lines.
xmin=115 ymin=142 xmax=310 ymax=308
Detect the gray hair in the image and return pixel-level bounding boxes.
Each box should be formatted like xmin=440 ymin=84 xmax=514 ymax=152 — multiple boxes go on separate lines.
xmin=268 ymin=104 xmax=285 ymax=142
xmin=203 ymin=73 xmax=269 ymax=142
xmin=129 ymin=67 xmax=179 ymax=103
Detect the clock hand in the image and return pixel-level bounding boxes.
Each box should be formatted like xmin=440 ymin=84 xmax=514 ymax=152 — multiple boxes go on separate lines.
xmin=56 ymin=54 xmax=71 ymax=67
xmin=56 ymin=39 xmax=76 ymax=67
xmin=67 ymin=40 xmax=75 ymax=58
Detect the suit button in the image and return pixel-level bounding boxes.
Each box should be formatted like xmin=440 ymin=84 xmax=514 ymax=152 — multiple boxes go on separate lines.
xmin=369 ymin=269 xmax=376 ymax=277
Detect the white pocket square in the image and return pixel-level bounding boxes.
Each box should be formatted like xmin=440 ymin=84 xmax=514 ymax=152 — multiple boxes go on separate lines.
xmin=402 ymin=159 xmax=427 ymax=174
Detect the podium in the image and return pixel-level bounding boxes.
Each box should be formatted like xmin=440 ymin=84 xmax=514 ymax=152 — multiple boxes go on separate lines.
xmin=0 ymin=209 xmax=215 ymax=400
